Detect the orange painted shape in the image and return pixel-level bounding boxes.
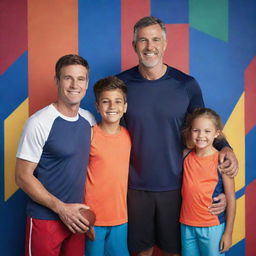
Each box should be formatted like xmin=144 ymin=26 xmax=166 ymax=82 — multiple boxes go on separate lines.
xmin=28 ymin=0 xmax=78 ymax=115
xmin=121 ymin=0 xmax=150 ymax=71
xmin=164 ymin=24 xmax=189 ymax=74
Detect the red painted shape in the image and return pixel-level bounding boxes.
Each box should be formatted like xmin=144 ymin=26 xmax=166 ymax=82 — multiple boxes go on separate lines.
xmin=121 ymin=0 xmax=150 ymax=71
xmin=28 ymin=0 xmax=78 ymax=115
xmin=164 ymin=24 xmax=189 ymax=74
xmin=0 ymin=0 xmax=27 ymax=75
xmin=246 ymin=179 xmax=256 ymax=256
xmin=245 ymin=56 xmax=256 ymax=134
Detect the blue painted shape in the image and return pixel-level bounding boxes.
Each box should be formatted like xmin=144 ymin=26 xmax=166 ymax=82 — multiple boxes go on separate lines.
xmin=226 ymin=238 xmax=245 ymax=255
xmin=229 ymin=0 xmax=256 ymax=67
xmin=246 ymin=127 xmax=256 ymax=185
xmin=151 ymin=0 xmax=188 ymax=23
xmin=0 ymin=189 xmax=27 ymax=255
xmin=0 ymin=51 xmax=28 ymax=120
xmin=78 ymin=0 xmax=121 ymax=119
xmin=190 ymin=28 xmax=243 ymax=123
xmin=190 ymin=0 xmax=256 ymax=124
xmin=235 ymin=187 xmax=245 ymax=200
xmin=0 ymin=51 xmax=28 ymax=204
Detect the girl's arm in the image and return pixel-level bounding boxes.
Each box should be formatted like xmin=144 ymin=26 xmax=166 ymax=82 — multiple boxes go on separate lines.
xmin=220 ymin=173 xmax=236 ymax=253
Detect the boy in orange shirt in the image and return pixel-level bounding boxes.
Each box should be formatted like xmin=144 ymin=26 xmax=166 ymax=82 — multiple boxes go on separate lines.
xmin=85 ymin=76 xmax=131 ymax=256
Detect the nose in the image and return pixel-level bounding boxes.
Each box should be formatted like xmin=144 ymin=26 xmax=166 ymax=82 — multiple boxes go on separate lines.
xmin=198 ymin=131 xmax=204 ymax=137
xmin=70 ymin=79 xmax=78 ymax=88
xmin=146 ymin=40 xmax=154 ymax=51
xmin=109 ymin=101 xmax=115 ymax=108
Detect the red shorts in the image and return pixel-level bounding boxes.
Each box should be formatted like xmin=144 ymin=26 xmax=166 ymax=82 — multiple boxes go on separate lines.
xmin=25 ymin=217 xmax=85 ymax=256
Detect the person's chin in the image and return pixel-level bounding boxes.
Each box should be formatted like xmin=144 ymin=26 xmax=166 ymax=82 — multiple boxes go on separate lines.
xmin=141 ymin=59 xmax=159 ymax=68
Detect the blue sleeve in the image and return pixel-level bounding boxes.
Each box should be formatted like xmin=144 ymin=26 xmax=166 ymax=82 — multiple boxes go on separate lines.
xmin=186 ymin=77 xmax=205 ymax=113
xmin=214 ymin=139 xmax=231 ymax=150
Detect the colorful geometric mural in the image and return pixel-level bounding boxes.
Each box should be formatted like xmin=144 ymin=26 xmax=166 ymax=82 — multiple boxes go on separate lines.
xmin=0 ymin=0 xmax=255 ymax=255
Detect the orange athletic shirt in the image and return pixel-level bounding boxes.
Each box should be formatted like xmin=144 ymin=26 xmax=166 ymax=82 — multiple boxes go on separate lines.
xmin=85 ymin=125 xmax=131 ymax=226
xmin=180 ymin=150 xmax=222 ymax=227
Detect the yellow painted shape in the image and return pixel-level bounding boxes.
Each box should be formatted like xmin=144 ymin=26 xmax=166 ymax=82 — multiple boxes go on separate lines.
xmin=232 ymin=195 xmax=245 ymax=245
xmin=4 ymin=98 xmax=29 ymax=201
xmin=223 ymin=93 xmax=245 ymax=246
xmin=223 ymin=93 xmax=245 ymax=191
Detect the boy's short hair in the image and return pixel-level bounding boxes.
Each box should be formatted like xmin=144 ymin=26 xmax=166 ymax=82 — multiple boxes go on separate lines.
xmin=94 ymin=76 xmax=127 ymax=103
xmin=55 ymin=54 xmax=89 ymax=80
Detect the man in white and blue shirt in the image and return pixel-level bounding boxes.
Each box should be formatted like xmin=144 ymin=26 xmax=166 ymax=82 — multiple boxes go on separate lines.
xmin=15 ymin=54 xmax=95 ymax=256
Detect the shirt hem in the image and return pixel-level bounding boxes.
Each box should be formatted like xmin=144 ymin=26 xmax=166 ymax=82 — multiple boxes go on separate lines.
xmin=95 ymin=218 xmax=127 ymax=226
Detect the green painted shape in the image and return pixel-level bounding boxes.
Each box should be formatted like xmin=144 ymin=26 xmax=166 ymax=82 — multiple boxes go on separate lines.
xmin=189 ymin=0 xmax=228 ymax=42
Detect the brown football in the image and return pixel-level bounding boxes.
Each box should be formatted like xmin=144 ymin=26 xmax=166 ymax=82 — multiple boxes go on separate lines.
xmin=79 ymin=208 xmax=96 ymax=227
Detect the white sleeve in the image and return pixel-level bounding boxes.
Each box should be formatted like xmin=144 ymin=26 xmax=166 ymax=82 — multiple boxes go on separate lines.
xmin=79 ymin=108 xmax=96 ymax=126
xmin=16 ymin=115 xmax=53 ymax=163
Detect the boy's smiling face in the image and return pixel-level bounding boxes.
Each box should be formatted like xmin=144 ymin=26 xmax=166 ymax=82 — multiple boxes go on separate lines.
xmin=96 ymin=89 xmax=127 ymax=125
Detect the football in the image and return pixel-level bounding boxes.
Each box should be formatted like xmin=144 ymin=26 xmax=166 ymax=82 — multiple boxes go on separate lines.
xmin=80 ymin=208 xmax=96 ymax=227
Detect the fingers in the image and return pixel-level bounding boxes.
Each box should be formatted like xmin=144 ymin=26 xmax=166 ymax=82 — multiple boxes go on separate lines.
xmin=219 ymin=152 xmax=225 ymax=164
xmin=219 ymin=159 xmax=230 ymax=169
xmin=220 ymin=241 xmax=229 ymax=253
xmin=222 ymin=164 xmax=238 ymax=177
xmin=218 ymin=147 xmax=239 ymax=177
xmin=219 ymin=159 xmax=238 ymax=177
xmin=80 ymin=204 xmax=90 ymax=210
xmin=209 ymin=196 xmax=226 ymax=215
xmin=68 ymin=221 xmax=89 ymax=234
xmin=209 ymin=207 xmax=223 ymax=215
xmin=58 ymin=203 xmax=90 ymax=233
xmin=220 ymin=239 xmax=224 ymax=252
xmin=78 ymin=213 xmax=90 ymax=227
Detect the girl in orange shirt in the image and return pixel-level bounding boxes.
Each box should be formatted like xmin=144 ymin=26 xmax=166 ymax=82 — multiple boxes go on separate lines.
xmin=180 ymin=108 xmax=236 ymax=256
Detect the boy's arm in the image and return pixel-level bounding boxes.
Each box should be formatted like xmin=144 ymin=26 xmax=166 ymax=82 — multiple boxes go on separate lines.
xmin=15 ymin=158 xmax=90 ymax=233
xmin=220 ymin=174 xmax=236 ymax=253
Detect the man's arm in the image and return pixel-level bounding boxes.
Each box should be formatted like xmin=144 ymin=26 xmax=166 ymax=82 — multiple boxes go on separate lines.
xmin=15 ymin=158 xmax=89 ymax=233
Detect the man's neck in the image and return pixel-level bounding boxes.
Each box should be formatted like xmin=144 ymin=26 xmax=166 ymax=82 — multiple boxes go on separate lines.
xmin=53 ymin=102 xmax=79 ymax=117
xmin=138 ymin=63 xmax=167 ymax=80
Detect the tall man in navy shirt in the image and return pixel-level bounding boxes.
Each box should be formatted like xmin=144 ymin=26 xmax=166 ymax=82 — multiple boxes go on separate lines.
xmin=117 ymin=16 xmax=238 ymax=256
xmin=15 ymin=54 xmax=95 ymax=256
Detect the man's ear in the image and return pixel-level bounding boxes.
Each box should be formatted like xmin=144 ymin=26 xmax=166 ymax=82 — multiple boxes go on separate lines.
xmin=85 ymin=79 xmax=89 ymax=90
xmin=132 ymin=41 xmax=137 ymax=52
xmin=163 ymin=39 xmax=167 ymax=52
xmin=54 ymin=76 xmax=59 ymax=88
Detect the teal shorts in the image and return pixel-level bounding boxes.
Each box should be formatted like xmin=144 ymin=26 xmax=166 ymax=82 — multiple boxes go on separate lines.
xmin=85 ymin=223 xmax=129 ymax=256
xmin=181 ymin=223 xmax=226 ymax=256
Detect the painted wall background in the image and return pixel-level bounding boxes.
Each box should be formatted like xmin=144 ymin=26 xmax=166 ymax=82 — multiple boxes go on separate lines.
xmin=0 ymin=0 xmax=255 ymax=255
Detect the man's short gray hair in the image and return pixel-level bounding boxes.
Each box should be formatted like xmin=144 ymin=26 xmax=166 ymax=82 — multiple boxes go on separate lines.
xmin=133 ymin=16 xmax=167 ymax=43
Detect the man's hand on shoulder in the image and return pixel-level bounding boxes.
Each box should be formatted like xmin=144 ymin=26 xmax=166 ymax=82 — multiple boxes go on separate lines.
xmin=219 ymin=147 xmax=238 ymax=177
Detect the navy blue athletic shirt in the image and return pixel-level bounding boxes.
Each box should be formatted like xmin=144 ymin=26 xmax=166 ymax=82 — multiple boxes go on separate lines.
xmin=17 ymin=105 xmax=95 ymax=219
xmin=117 ymin=65 xmax=205 ymax=191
